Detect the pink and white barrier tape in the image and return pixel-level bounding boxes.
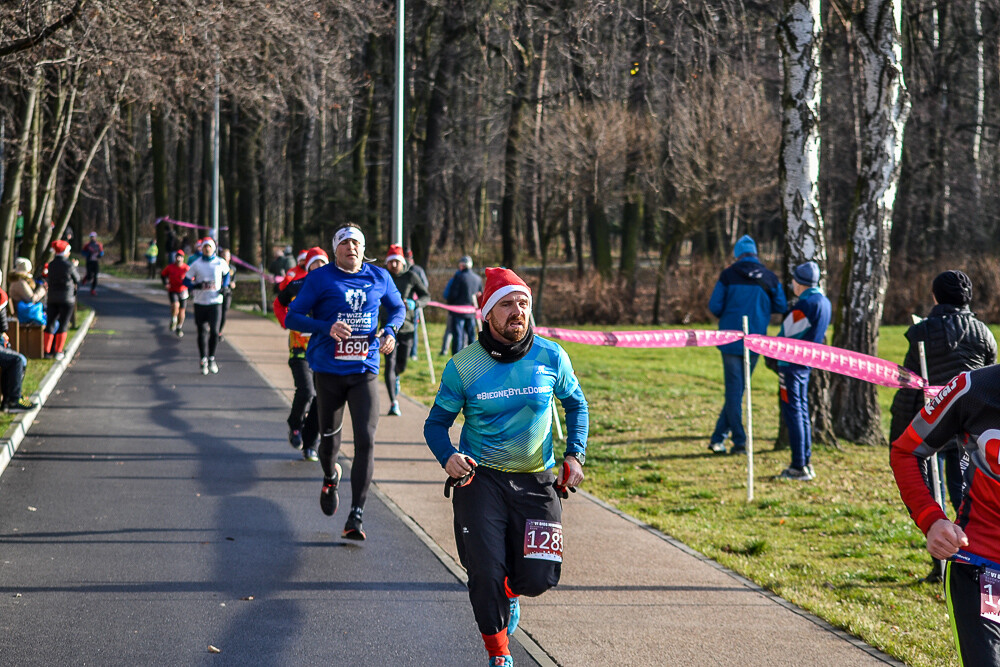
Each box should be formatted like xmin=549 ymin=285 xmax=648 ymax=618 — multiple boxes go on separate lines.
xmin=533 ymin=325 xmax=936 ymax=392
xmin=534 ymin=327 xmax=744 ymax=349
xmin=743 ymin=334 xmax=926 ymax=390
xmin=428 ymin=301 xmax=480 ymax=316
xmin=156 ymin=216 xmax=229 ymax=232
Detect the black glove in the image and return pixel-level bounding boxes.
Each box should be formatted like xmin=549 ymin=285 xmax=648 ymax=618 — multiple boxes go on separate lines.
xmin=764 ymin=356 xmax=779 ymax=374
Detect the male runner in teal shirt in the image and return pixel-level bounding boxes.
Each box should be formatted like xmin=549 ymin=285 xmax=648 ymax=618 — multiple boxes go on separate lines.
xmin=424 ymin=267 xmax=588 ymax=667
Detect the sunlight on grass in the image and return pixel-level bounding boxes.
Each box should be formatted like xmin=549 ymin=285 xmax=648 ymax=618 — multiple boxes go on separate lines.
xmin=397 ymin=320 xmax=1000 ymax=667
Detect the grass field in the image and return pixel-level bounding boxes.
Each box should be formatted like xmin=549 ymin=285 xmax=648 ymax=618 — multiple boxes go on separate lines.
xmin=397 ymin=319 xmax=998 ymax=667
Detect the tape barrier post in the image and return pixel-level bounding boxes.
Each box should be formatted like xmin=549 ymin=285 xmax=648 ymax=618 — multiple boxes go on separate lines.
xmin=918 ymin=341 xmax=945 ymax=512
xmin=418 ymin=306 xmax=436 ymax=386
xmin=258 ymin=265 xmax=268 ymax=314
xmin=743 ymin=316 xmax=754 ymax=503
xmin=919 ymin=341 xmax=948 ymax=577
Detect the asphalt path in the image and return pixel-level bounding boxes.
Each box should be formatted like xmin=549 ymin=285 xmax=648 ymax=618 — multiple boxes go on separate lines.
xmin=0 ymin=287 xmax=535 ymax=665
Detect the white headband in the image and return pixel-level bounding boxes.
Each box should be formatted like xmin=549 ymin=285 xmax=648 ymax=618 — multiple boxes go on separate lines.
xmin=334 ymin=227 xmax=365 ymax=251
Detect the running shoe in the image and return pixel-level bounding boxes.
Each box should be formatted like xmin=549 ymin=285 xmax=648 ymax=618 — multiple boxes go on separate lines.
xmin=175 ymin=327 xmax=184 ymax=338
xmin=320 ymin=463 xmax=343 ymax=516
xmin=343 ymin=507 xmax=366 ymax=540
xmin=778 ymin=466 xmax=815 ymax=481
xmin=208 ymin=357 xmax=219 ymax=374
xmin=4 ymin=397 xmax=38 ymax=413
xmin=805 ymin=464 xmax=816 ymax=479
xmin=708 ymin=441 xmax=727 ymax=454
xmin=288 ymin=428 xmax=303 ymax=450
xmin=200 ymin=358 xmax=209 ymax=375
xmin=729 ymin=445 xmax=746 ymax=455
xmin=388 ymin=401 xmax=401 ymax=416
xmin=303 ymin=447 xmax=319 ymax=462
xmin=54 ymin=352 xmax=65 ymax=361
xmin=507 ymin=596 xmax=520 ymax=635
xmin=488 ymin=657 xmax=513 ymax=667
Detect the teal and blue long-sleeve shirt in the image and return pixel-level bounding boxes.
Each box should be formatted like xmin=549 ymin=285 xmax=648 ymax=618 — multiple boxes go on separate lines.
xmin=423 ymin=336 xmax=588 ymax=473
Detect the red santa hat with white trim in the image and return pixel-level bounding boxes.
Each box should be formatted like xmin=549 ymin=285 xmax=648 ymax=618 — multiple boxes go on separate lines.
xmin=385 ymin=244 xmax=405 ymax=265
xmin=480 ymin=267 xmax=532 ymax=320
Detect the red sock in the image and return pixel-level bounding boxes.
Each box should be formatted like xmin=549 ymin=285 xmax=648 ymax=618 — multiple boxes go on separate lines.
xmin=54 ymin=332 xmax=68 ymax=353
xmin=43 ymin=332 xmax=54 ymax=353
xmin=481 ymin=629 xmax=510 ymax=657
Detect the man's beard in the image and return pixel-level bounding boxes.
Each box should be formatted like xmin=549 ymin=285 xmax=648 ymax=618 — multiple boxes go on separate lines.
xmin=489 ymin=313 xmax=528 ymax=342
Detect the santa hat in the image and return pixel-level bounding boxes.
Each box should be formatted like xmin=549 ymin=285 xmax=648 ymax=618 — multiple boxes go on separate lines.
xmin=480 ymin=267 xmax=532 ymax=320
xmin=305 ymin=247 xmax=329 ymax=270
xmin=297 ymin=249 xmax=309 ymax=263
xmin=386 ymin=244 xmax=405 ymax=265
xmin=200 ymin=237 xmax=216 ymax=250
xmin=51 ymin=240 xmax=70 ymax=256
xmin=175 ymin=249 xmax=185 ymax=257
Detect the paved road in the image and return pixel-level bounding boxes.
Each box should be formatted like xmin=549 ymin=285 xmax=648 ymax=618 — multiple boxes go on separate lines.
xmin=0 ymin=287 xmax=535 ymax=665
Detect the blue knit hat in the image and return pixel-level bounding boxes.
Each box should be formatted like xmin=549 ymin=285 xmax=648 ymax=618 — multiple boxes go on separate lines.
xmin=792 ymin=261 xmax=821 ymax=287
xmin=733 ymin=235 xmax=757 ymax=259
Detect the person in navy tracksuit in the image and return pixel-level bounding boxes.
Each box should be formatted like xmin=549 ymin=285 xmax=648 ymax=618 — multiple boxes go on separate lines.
xmin=707 ymin=235 xmax=786 ymax=455
xmin=775 ymin=261 xmax=831 ymax=481
xmin=285 ymin=224 xmax=405 ymax=540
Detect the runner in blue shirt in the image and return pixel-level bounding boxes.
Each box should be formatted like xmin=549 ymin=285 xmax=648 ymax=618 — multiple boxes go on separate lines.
xmin=424 ymin=267 xmax=588 ymax=667
xmin=285 ymin=224 xmax=405 ymax=539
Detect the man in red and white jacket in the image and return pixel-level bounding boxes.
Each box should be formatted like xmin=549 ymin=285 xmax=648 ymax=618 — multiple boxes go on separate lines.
xmin=890 ymin=367 xmax=1000 ymax=664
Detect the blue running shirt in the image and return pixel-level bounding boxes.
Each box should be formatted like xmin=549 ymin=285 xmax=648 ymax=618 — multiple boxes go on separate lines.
xmin=285 ymin=262 xmax=405 ymax=376
xmin=426 ymin=336 xmax=588 ymax=473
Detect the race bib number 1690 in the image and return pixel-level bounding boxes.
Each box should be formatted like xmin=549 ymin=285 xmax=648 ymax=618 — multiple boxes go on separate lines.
xmin=523 ymin=519 xmax=563 ymax=562
xmin=334 ymin=335 xmax=370 ymax=361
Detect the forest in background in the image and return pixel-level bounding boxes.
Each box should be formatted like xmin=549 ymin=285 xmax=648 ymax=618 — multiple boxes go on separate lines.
xmin=0 ymin=0 xmax=997 ymax=329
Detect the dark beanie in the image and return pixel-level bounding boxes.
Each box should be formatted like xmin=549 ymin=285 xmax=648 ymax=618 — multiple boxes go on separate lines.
xmin=932 ymin=270 xmax=973 ymax=306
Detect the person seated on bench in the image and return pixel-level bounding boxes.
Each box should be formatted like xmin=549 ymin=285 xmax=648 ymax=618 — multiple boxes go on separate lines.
xmin=9 ymin=257 xmax=47 ymax=318
xmin=0 ymin=271 xmax=38 ymax=413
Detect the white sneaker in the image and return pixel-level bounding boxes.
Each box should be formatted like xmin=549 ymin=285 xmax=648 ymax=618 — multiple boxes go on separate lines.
xmin=208 ymin=358 xmax=219 ymax=374
xmin=200 ymin=358 xmax=209 ymax=375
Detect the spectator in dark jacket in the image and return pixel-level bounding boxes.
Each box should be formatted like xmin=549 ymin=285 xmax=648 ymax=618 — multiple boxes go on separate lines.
xmin=43 ymin=240 xmax=80 ymax=360
xmin=889 ymin=269 xmax=996 ymax=582
xmin=380 ymin=245 xmax=430 ymax=416
xmin=707 ymin=235 xmax=786 ymax=455
xmin=443 ymin=255 xmax=483 ymax=355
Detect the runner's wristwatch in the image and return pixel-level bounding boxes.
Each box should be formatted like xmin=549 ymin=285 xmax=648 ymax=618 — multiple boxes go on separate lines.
xmin=565 ymin=451 xmax=585 ymax=466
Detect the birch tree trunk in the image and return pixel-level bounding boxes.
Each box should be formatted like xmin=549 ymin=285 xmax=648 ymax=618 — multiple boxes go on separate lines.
xmin=778 ymin=0 xmax=836 ymax=447
xmin=831 ymin=0 xmax=910 ymax=446
xmin=973 ymin=0 xmax=984 ymax=212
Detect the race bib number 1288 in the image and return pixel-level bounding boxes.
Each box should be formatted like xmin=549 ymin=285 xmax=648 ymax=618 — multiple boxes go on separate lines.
xmin=523 ymin=519 xmax=563 ymax=562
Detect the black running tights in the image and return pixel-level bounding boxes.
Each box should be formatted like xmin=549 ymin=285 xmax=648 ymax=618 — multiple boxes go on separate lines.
xmin=314 ymin=371 xmax=379 ymax=510
xmin=193 ymin=303 xmax=222 ymax=359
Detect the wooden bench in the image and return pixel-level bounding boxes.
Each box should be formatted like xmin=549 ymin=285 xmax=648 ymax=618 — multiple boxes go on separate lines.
xmin=13 ymin=320 xmax=45 ymax=359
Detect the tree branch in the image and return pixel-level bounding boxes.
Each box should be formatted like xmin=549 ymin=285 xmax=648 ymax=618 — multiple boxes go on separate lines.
xmin=0 ymin=0 xmax=88 ymax=59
